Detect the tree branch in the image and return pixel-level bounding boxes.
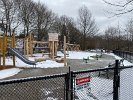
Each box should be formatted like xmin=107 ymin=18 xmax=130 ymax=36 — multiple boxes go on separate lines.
xmin=103 ymin=0 xmax=133 ymax=7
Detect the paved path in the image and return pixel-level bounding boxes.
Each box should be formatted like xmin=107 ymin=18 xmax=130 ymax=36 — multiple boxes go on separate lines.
xmin=2 ymin=54 xmax=115 ymax=80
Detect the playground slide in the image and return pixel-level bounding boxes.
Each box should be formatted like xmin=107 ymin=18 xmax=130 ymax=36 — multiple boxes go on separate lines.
xmin=8 ymin=47 xmax=36 ymax=65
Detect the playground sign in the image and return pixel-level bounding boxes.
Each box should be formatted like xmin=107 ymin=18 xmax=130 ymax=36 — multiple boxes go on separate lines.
xmin=48 ymin=33 xmax=58 ymax=41
xmin=76 ymin=76 xmax=91 ymax=91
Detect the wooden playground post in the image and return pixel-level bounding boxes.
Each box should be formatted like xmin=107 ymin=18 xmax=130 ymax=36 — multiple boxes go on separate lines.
xmin=3 ymin=33 xmax=6 ymax=67
xmin=0 ymin=42 xmax=1 ymax=66
xmin=24 ymin=36 xmax=29 ymax=56
xmin=64 ymin=36 xmax=67 ymax=66
xmin=0 ymin=55 xmax=1 ymax=66
xmin=52 ymin=41 xmax=54 ymax=60
xmin=26 ymin=37 xmax=29 ymax=56
xmin=11 ymin=33 xmax=16 ymax=66
xmin=29 ymin=33 xmax=33 ymax=56
xmin=24 ymin=38 xmax=26 ymax=56
xmin=54 ymin=41 xmax=58 ymax=56
xmin=48 ymin=41 xmax=51 ymax=58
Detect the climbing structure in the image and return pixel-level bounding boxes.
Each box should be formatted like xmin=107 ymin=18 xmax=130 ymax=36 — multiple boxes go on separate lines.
xmin=66 ymin=43 xmax=80 ymax=51
xmin=0 ymin=33 xmax=16 ymax=68
xmin=24 ymin=33 xmax=58 ymax=60
xmin=48 ymin=33 xmax=58 ymax=59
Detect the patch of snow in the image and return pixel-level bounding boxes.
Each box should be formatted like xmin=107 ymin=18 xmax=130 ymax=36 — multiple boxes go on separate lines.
xmin=106 ymin=53 xmax=133 ymax=66
xmin=58 ymin=51 xmax=96 ymax=59
xmin=1 ymin=55 xmax=64 ymax=68
xmin=9 ymin=58 xmax=64 ymax=68
xmin=105 ymin=53 xmax=121 ymax=60
xmin=36 ymin=60 xmax=64 ymax=68
xmin=123 ymin=60 xmax=133 ymax=66
xmin=0 ymin=68 xmax=22 ymax=79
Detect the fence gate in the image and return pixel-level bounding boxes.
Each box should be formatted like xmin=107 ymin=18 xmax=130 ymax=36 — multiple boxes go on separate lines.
xmin=71 ymin=68 xmax=115 ymax=100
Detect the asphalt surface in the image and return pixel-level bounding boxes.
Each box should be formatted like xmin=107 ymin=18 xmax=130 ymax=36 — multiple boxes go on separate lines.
xmin=1 ymin=54 xmax=116 ymax=80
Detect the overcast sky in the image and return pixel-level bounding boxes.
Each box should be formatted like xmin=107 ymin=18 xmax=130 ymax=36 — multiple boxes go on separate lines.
xmin=33 ymin=0 xmax=133 ymax=33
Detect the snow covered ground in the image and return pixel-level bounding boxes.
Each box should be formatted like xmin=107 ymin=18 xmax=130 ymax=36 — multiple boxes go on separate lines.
xmin=0 ymin=51 xmax=133 ymax=79
xmin=0 ymin=68 xmax=22 ymax=79
xmin=0 ymin=51 xmax=133 ymax=100
xmin=0 ymin=51 xmax=96 ymax=79
xmin=58 ymin=51 xmax=96 ymax=59
xmin=0 ymin=51 xmax=97 ymax=79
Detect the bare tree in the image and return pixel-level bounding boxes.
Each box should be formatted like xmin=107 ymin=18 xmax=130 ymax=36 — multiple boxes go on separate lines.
xmin=15 ymin=0 xmax=35 ymax=36
xmin=51 ymin=15 xmax=82 ymax=49
xmin=0 ymin=0 xmax=19 ymax=35
xmin=124 ymin=19 xmax=133 ymax=50
xmin=34 ymin=2 xmax=48 ymax=41
xmin=103 ymin=0 xmax=133 ymax=16
xmin=59 ymin=16 xmax=74 ymax=42
xmin=103 ymin=25 xmax=125 ymax=50
xmin=34 ymin=1 xmax=56 ymax=41
xmin=78 ymin=6 xmax=98 ymax=50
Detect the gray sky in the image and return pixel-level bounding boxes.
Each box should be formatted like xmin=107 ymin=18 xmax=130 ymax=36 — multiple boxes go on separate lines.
xmin=33 ymin=0 xmax=133 ymax=33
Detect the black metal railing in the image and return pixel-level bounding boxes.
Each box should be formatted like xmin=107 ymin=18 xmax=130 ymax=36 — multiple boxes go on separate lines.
xmin=113 ymin=50 xmax=133 ymax=63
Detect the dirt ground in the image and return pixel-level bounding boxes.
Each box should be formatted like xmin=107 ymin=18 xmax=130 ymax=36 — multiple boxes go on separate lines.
xmin=2 ymin=54 xmax=116 ymax=80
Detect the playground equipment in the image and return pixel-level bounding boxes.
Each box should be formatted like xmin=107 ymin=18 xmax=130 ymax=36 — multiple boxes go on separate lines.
xmin=66 ymin=43 xmax=80 ymax=51
xmin=48 ymin=33 xmax=58 ymax=60
xmin=8 ymin=47 xmax=36 ymax=65
xmin=64 ymin=36 xmax=67 ymax=66
xmin=60 ymin=36 xmax=81 ymax=66
xmin=0 ymin=33 xmax=15 ymax=68
xmin=24 ymin=33 xmax=58 ymax=60
xmin=0 ymin=33 xmax=36 ymax=69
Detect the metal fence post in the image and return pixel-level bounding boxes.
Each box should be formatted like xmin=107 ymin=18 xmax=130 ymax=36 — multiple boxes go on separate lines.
xmin=66 ymin=67 xmax=74 ymax=100
xmin=113 ymin=60 xmax=120 ymax=100
xmin=70 ymin=71 xmax=74 ymax=100
xmin=130 ymin=52 xmax=131 ymax=62
xmin=65 ymin=67 xmax=72 ymax=100
xmin=65 ymin=73 xmax=69 ymax=100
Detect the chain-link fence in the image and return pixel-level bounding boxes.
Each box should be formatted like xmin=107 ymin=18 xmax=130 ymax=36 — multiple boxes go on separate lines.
xmin=111 ymin=50 xmax=133 ymax=100
xmin=119 ymin=67 xmax=133 ymax=100
xmin=0 ymin=74 xmax=66 ymax=100
xmin=0 ymin=60 xmax=133 ymax=100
